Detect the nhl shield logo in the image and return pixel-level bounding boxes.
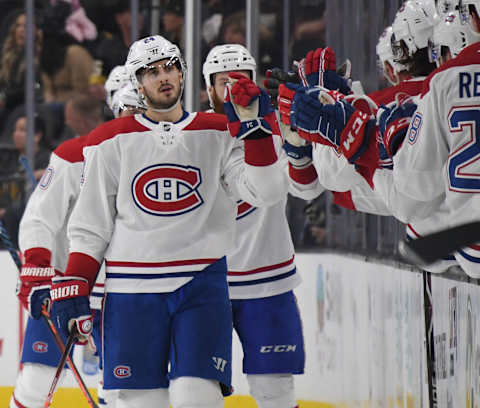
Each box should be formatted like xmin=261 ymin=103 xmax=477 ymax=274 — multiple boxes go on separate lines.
xmin=132 ymin=164 xmax=203 ymax=216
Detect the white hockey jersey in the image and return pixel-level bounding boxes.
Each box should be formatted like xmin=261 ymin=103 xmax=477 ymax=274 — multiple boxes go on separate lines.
xmin=226 ymin=192 xmax=300 ymax=299
xmin=18 ymin=135 xmax=105 ymax=309
xmin=293 ymin=77 xmax=458 ymax=273
xmin=67 ymin=112 xmax=288 ymax=293
xmin=379 ymin=43 xmax=480 ymax=277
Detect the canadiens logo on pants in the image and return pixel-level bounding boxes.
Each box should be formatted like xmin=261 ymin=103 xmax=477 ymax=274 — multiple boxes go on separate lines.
xmin=132 ymin=164 xmax=203 ymax=216
xmin=32 ymin=341 xmax=48 ymax=353
xmin=113 ymin=365 xmax=132 ymax=378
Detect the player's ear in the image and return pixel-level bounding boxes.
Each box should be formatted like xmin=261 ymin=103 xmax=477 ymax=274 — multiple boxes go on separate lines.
xmin=207 ymin=86 xmax=215 ymax=99
xmin=385 ymin=62 xmax=399 ymax=85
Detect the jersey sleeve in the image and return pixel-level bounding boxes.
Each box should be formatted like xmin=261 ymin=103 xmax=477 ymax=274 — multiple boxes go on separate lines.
xmin=313 ymin=144 xmax=366 ymax=192
xmin=373 ymin=70 xmax=454 ymax=223
xmin=67 ymin=143 xmax=118 ymax=263
xmin=339 ymin=181 xmax=392 ymax=216
xmin=18 ymin=152 xmax=80 ymax=254
xmin=222 ymin=135 xmax=290 ymax=207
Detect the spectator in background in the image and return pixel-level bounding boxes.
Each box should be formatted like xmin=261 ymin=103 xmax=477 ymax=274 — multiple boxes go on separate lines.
xmin=1 ymin=114 xmax=51 ymax=249
xmin=163 ymin=0 xmax=185 ymax=50
xmin=94 ymin=0 xmax=144 ymax=78
xmin=290 ymin=0 xmax=326 ymax=62
xmin=0 ymin=10 xmax=46 ymax=124
xmin=9 ymin=114 xmax=51 ymax=180
xmin=40 ymin=1 xmax=94 ymax=103
xmin=219 ymin=11 xmax=246 ymax=45
xmin=55 ymin=92 xmax=106 ymax=145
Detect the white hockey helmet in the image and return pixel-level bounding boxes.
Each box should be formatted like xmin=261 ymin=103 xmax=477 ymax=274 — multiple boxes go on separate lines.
xmin=105 ymin=65 xmax=130 ymax=110
xmin=429 ymin=9 xmax=480 ymax=65
xmin=111 ymin=82 xmax=147 ymax=118
xmin=376 ymin=26 xmax=409 ymax=82
xmin=203 ymin=44 xmax=256 ymax=109
xmin=391 ymin=0 xmax=438 ymax=60
xmin=125 ymin=35 xmax=186 ymax=112
xmin=202 ymin=44 xmax=256 ymax=89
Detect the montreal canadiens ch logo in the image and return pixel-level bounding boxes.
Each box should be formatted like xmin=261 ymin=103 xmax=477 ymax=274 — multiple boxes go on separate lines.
xmin=132 ymin=164 xmax=203 ymax=216
xmin=33 ymin=341 xmax=48 ymax=353
xmin=114 ymin=365 xmax=132 ymax=379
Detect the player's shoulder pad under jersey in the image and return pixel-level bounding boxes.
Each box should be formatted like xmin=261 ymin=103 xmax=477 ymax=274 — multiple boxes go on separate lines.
xmin=86 ymin=115 xmax=150 ymax=147
xmin=368 ymin=79 xmax=424 ymax=105
xmin=421 ymin=42 xmax=480 ymax=97
xmin=53 ymin=134 xmax=89 ymax=163
xmin=183 ymin=111 xmax=228 ymax=132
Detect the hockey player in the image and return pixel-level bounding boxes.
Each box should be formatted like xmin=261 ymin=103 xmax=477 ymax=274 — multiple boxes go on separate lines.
xmin=47 ymin=35 xmax=288 ymax=408
xmin=11 ymin=107 xmax=108 ymax=406
xmin=110 ymin=82 xmax=147 ymax=118
xmin=279 ymin=0 xmax=460 ymax=275
xmin=104 ymin=65 xmax=131 ymax=111
xmin=380 ymin=1 xmax=480 ymax=277
xmin=203 ymin=44 xmax=310 ymax=408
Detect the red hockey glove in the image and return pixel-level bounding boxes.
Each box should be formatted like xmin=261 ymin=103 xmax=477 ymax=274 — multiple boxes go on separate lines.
xmin=339 ymin=109 xmax=378 ymax=169
xmin=297 ymin=47 xmax=351 ymax=94
xmin=224 ymin=72 xmax=275 ymax=140
xmin=17 ymin=247 xmax=56 ymax=319
xmin=50 ymin=277 xmax=92 ymax=343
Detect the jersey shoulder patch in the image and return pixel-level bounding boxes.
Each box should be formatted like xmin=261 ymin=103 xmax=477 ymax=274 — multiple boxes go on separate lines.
xmin=53 ymin=134 xmax=88 ymax=163
xmin=183 ymin=111 xmax=228 ymax=132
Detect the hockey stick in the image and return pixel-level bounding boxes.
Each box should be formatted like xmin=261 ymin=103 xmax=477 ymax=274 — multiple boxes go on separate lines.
xmin=0 ymin=220 xmax=21 ymax=269
xmin=1 ymin=222 xmax=98 ymax=407
xmin=41 ymin=306 xmax=99 ymax=408
xmin=19 ymin=155 xmax=37 ymax=187
xmin=398 ymin=221 xmax=480 ymax=266
xmin=423 ymin=271 xmax=438 ymax=408
xmin=44 ymin=330 xmax=76 ymax=407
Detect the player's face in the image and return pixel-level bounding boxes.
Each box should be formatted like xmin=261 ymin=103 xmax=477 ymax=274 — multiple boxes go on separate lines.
xmin=209 ymin=70 xmax=251 ymax=114
xmin=139 ymin=58 xmax=183 ymax=111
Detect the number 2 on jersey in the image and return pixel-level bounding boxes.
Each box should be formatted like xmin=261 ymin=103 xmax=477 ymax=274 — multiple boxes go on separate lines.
xmin=448 ymin=106 xmax=480 ymax=192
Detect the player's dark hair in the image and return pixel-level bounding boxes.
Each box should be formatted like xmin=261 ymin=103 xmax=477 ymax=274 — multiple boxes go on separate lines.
xmin=396 ymin=41 xmax=436 ymax=77
xmin=407 ymin=48 xmax=436 ymax=77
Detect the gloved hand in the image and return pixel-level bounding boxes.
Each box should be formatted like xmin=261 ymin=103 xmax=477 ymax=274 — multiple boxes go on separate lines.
xmin=293 ymin=86 xmax=355 ymax=147
xmin=17 ymin=248 xmax=56 ymax=319
xmin=263 ymin=67 xmax=300 ymax=107
xmin=377 ymin=101 xmax=418 ymax=159
xmin=224 ymin=72 xmax=276 ymax=140
xmin=50 ymin=276 xmax=93 ymax=343
xmin=297 ymin=47 xmax=351 ymax=94
xmin=276 ymin=82 xmax=311 ymax=149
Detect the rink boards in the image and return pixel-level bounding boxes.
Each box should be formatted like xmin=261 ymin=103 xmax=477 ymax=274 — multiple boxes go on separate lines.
xmin=1 ymin=251 xmax=479 ymax=407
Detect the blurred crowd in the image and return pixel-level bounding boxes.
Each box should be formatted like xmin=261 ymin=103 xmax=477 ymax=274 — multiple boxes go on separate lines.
xmin=0 ymin=0 xmax=326 ymax=249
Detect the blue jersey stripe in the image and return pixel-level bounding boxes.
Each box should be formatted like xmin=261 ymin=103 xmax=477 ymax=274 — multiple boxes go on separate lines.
xmin=228 ymin=268 xmax=296 ymax=286
xmin=457 ymin=249 xmax=480 ymax=263
xmin=106 ymin=271 xmax=199 ymax=279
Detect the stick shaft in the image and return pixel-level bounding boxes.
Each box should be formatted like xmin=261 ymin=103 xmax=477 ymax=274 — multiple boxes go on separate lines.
xmin=42 ymin=309 xmax=98 ymax=408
